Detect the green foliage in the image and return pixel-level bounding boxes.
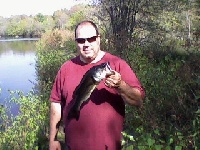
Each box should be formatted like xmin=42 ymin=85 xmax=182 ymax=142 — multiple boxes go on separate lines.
xmin=6 ymin=23 xmax=24 ymax=37
xmin=36 ymin=29 xmax=75 ymax=51
xmin=36 ymin=48 xmax=67 ymax=95
xmin=1 ymin=1 xmax=200 ymax=149
xmin=35 ymin=13 xmax=46 ymax=23
xmin=120 ymin=47 xmax=200 ymax=149
xmin=97 ymin=0 xmax=200 ymax=148
xmin=68 ymin=10 xmax=87 ymax=30
xmin=0 ymin=28 xmax=77 ymax=150
xmin=0 ymin=3 xmax=92 ymax=37
xmin=0 ymin=104 xmax=9 ymax=132
xmin=35 ymin=29 xmax=76 ymax=97
xmin=0 ymin=91 xmax=49 ymax=150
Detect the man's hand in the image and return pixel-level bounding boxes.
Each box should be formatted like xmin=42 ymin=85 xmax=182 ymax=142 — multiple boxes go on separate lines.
xmin=49 ymin=140 xmax=61 ymax=150
xmin=105 ymin=70 xmax=122 ymax=88
xmin=105 ymin=70 xmax=143 ymax=106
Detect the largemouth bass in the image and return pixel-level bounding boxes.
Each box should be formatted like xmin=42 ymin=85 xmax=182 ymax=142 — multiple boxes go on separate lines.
xmin=67 ymin=62 xmax=114 ymax=120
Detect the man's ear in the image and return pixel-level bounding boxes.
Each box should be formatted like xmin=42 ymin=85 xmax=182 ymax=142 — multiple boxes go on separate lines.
xmin=97 ymin=35 xmax=101 ymax=44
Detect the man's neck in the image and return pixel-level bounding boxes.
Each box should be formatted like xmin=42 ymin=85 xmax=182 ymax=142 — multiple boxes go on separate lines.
xmin=80 ymin=50 xmax=105 ymax=64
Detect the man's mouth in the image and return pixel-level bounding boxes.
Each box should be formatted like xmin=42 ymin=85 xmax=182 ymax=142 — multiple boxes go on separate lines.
xmin=84 ymin=50 xmax=92 ymax=54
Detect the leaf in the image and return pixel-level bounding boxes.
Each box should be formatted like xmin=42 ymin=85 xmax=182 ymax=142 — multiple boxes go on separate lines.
xmin=147 ymin=138 xmax=155 ymax=146
xmin=155 ymin=145 xmax=163 ymax=150
xmin=175 ymin=146 xmax=183 ymax=150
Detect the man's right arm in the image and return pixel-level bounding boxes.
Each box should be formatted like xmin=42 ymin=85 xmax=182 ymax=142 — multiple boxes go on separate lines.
xmin=49 ymin=102 xmax=62 ymax=150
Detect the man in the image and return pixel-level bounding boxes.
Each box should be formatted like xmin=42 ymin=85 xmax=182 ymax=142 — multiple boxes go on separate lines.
xmin=49 ymin=20 xmax=145 ymax=150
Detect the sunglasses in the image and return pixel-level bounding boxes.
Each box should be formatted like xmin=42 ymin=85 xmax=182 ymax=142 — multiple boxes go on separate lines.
xmin=75 ymin=35 xmax=98 ymax=44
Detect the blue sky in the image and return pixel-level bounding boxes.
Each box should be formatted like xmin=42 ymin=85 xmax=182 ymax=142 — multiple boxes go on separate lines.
xmin=0 ymin=0 xmax=89 ymax=17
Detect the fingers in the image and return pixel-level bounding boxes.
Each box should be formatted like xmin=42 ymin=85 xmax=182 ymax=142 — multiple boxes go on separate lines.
xmin=105 ymin=71 xmax=122 ymax=88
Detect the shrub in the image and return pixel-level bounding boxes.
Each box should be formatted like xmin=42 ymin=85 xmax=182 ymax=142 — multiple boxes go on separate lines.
xmin=35 ymin=29 xmax=76 ymax=97
xmin=0 ymin=91 xmax=49 ymax=150
xmin=121 ymin=47 xmax=200 ymax=149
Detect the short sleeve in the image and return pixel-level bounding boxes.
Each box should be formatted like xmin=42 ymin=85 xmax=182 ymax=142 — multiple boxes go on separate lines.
xmin=118 ymin=60 xmax=145 ymax=98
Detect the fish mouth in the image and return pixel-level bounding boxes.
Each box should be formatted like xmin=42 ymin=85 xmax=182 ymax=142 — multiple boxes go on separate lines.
xmin=92 ymin=62 xmax=114 ymax=82
xmin=104 ymin=62 xmax=114 ymax=75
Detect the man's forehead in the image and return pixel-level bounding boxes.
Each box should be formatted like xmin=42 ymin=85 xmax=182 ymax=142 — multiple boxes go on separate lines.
xmin=76 ymin=25 xmax=96 ymax=38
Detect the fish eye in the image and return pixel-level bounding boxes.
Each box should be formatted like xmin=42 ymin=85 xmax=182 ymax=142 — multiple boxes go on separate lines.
xmin=102 ymin=63 xmax=107 ymax=67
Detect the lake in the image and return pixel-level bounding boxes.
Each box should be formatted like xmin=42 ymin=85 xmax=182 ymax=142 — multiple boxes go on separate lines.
xmin=0 ymin=38 xmax=38 ymax=116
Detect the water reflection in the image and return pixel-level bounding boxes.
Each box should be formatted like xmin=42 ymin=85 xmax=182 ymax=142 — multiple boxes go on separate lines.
xmin=0 ymin=39 xmax=37 ymax=116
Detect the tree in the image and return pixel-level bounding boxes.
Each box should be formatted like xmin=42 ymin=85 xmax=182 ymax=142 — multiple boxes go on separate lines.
xmin=53 ymin=9 xmax=69 ymax=29
xmin=92 ymin=0 xmax=139 ymax=54
xmin=67 ymin=4 xmax=94 ymax=31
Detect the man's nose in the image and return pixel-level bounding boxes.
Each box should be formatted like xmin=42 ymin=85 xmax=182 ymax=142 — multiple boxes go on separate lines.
xmin=83 ymin=40 xmax=90 ymax=46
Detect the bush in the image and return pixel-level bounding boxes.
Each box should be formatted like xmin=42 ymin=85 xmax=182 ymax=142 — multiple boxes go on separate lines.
xmin=2 ymin=28 xmax=199 ymax=149
xmin=35 ymin=29 xmax=76 ymax=97
xmin=0 ymin=91 xmax=49 ymax=150
xmin=0 ymin=29 xmax=77 ymax=150
xmin=121 ymin=47 xmax=200 ymax=149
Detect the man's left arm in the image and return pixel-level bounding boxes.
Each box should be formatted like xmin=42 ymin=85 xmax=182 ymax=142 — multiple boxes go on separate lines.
xmin=105 ymin=70 xmax=144 ymax=106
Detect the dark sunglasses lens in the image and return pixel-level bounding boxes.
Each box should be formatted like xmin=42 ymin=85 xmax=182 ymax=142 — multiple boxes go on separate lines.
xmin=76 ymin=36 xmax=97 ymax=44
xmin=76 ymin=38 xmax=86 ymax=44
xmin=87 ymin=36 xmax=97 ymax=43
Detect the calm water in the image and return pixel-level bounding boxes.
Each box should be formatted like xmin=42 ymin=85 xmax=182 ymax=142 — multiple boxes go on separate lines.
xmin=0 ymin=38 xmax=38 ymax=115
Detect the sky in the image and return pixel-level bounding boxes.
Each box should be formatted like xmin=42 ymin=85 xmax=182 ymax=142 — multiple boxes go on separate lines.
xmin=0 ymin=0 xmax=89 ymax=18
